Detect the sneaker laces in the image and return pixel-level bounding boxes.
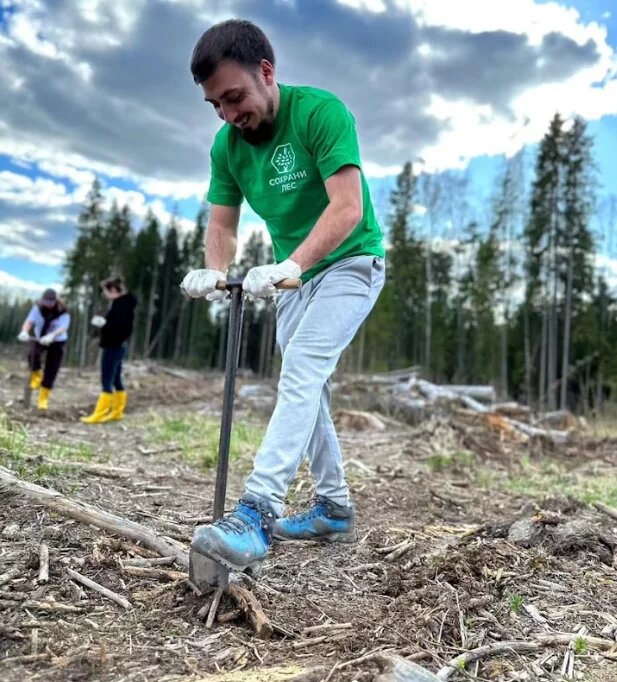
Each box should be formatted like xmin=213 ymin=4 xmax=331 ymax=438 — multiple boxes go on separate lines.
xmin=213 ymin=498 xmax=275 ymax=536
xmin=288 ymin=496 xmax=328 ymax=525
xmin=213 ymin=505 xmax=259 ymax=535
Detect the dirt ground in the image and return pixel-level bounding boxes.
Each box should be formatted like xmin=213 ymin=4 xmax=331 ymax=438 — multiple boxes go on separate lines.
xmin=2 ymin=348 xmax=617 ymax=681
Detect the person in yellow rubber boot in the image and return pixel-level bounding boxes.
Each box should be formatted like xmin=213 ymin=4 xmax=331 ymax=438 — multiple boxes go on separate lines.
xmin=81 ymin=276 xmax=137 ymax=424
xmin=18 ymin=289 xmax=71 ymax=410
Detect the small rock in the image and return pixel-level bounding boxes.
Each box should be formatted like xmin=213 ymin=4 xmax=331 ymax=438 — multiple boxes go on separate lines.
xmin=507 ymin=518 xmax=543 ymax=547
xmin=1 ymin=523 xmax=21 ymax=540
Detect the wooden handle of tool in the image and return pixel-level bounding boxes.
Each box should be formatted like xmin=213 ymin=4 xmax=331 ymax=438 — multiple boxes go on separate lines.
xmin=215 ymin=278 xmax=302 ymax=291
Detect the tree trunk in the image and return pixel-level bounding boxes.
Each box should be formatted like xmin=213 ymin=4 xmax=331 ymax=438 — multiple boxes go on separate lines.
xmin=143 ymin=265 xmax=158 ymax=357
xmin=173 ymin=298 xmax=189 ymax=362
xmin=425 ymin=247 xmax=432 ymax=377
xmin=560 ymin=252 xmax=574 ymax=409
xmin=538 ymin=302 xmax=548 ymax=411
xmin=500 ymin=315 xmax=508 ymax=399
xmin=524 ymin=306 xmax=532 ymax=406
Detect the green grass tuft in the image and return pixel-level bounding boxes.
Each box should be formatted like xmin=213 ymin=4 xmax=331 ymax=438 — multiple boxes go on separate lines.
xmin=147 ymin=413 xmax=263 ymax=470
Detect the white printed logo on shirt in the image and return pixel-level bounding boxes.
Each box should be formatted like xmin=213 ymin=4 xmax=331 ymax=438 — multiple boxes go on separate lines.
xmin=271 ymin=144 xmax=296 ymax=174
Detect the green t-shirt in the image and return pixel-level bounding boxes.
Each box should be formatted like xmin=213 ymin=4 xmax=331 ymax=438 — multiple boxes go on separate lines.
xmin=207 ymin=84 xmax=384 ymax=283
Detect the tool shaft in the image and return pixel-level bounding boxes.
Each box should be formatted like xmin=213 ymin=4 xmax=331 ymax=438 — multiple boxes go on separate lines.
xmin=213 ymin=285 xmax=244 ymax=520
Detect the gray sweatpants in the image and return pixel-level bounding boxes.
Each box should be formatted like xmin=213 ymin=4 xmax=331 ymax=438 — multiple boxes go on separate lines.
xmin=245 ymin=255 xmax=385 ymax=516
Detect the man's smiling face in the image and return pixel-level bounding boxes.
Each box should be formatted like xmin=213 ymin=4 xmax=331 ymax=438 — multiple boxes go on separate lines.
xmin=202 ymin=60 xmax=276 ymax=145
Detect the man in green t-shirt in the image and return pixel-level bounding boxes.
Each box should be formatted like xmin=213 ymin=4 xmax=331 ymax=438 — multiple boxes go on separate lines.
xmin=181 ymin=19 xmax=385 ymax=576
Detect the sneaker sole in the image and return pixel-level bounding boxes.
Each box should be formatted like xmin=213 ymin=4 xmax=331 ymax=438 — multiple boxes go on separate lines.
xmin=190 ymin=541 xmax=264 ymax=578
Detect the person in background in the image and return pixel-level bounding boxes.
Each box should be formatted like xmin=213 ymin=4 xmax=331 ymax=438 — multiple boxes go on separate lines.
xmin=81 ymin=276 xmax=137 ymax=424
xmin=17 ymin=288 xmax=70 ymax=410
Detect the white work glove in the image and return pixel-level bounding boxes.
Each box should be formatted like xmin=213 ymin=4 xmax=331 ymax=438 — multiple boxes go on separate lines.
xmin=17 ymin=330 xmax=30 ymax=343
xmin=91 ymin=315 xmax=106 ymax=328
xmin=39 ymin=333 xmax=55 ymax=346
xmin=180 ymin=269 xmax=227 ymax=301
xmin=243 ymin=259 xmax=301 ymax=299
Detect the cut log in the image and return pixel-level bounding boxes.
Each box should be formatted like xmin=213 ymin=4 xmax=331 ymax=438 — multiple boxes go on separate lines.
xmin=508 ymin=419 xmax=570 ymax=444
xmin=493 ymin=402 xmax=532 ymax=419
xmin=332 ymin=409 xmax=386 ymax=431
xmin=536 ymin=410 xmax=580 ymax=430
xmin=443 ymin=385 xmax=496 ymax=402
xmin=411 ymin=378 xmax=495 ymax=404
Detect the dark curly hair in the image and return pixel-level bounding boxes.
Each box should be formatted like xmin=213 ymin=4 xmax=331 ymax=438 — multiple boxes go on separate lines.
xmin=190 ymin=19 xmax=275 ymax=84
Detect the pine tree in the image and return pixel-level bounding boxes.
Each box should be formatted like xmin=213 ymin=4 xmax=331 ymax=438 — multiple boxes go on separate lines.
xmin=64 ymin=178 xmax=107 ymax=365
xmin=131 ymin=210 xmax=162 ymax=356
xmin=559 ymin=117 xmax=595 ymax=408
xmin=524 ymin=113 xmax=565 ymax=409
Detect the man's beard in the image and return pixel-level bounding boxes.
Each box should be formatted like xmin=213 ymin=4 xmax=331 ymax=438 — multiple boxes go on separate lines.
xmin=239 ymin=96 xmax=275 ymax=146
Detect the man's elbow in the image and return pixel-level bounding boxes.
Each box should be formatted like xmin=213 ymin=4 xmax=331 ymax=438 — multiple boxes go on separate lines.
xmin=341 ymin=200 xmax=363 ymax=230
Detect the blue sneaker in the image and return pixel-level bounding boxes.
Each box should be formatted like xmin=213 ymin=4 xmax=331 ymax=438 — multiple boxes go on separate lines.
xmin=191 ymin=495 xmax=275 ymax=575
xmin=273 ymin=496 xmax=357 ymax=543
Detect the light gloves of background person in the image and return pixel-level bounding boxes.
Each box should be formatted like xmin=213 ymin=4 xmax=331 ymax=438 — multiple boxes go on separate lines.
xmin=38 ymin=333 xmax=56 ymax=346
xmin=180 ymin=259 xmax=301 ymax=300
xmin=17 ymin=330 xmax=30 ymax=342
xmin=90 ymin=315 xmax=107 ymax=328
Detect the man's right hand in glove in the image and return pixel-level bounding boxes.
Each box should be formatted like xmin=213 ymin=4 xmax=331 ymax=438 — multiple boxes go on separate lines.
xmin=17 ymin=330 xmax=30 ymax=343
xmin=180 ymin=269 xmax=227 ymax=301
xmin=91 ymin=315 xmax=106 ymax=328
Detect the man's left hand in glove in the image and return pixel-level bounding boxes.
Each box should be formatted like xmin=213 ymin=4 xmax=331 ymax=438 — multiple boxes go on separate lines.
xmin=243 ymin=259 xmax=301 ymax=299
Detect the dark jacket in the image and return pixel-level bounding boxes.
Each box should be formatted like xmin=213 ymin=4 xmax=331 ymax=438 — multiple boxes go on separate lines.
xmin=100 ymin=293 xmax=137 ymax=348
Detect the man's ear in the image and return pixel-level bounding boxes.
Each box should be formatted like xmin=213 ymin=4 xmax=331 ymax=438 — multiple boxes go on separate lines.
xmin=260 ymin=59 xmax=275 ymax=86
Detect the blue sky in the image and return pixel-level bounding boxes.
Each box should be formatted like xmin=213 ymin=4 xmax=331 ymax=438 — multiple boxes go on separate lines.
xmin=1 ymin=0 xmax=616 ymax=295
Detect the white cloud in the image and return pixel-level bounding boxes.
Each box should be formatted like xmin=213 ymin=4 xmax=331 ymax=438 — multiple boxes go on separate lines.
xmin=337 ymin=0 xmax=388 ymax=13
xmin=0 ymin=269 xmax=63 ymax=298
xmin=595 ymin=253 xmax=617 ymax=293
xmin=0 ymin=171 xmax=74 ymax=208
xmin=140 ymin=178 xmax=207 ymax=200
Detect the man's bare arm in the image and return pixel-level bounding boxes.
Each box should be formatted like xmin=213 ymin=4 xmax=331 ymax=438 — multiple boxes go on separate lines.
xmin=205 ymin=204 xmax=241 ymax=272
xmin=290 ymin=165 xmax=362 ymax=272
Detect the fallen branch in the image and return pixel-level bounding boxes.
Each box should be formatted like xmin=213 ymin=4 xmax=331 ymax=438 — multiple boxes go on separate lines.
xmin=0 ymin=653 xmax=50 ymax=667
xmin=293 ymin=633 xmax=351 ymax=650
xmin=66 ymin=568 xmax=131 ymax=609
xmin=385 ymin=539 xmax=415 ymax=562
xmin=37 ymin=543 xmax=49 ymax=584
xmin=205 ymin=586 xmax=225 ymax=629
xmin=0 ymin=566 xmax=20 ymax=587
xmin=121 ymin=565 xmax=187 ymax=582
xmin=227 ymin=580 xmax=273 ymax=640
xmin=122 ymin=556 xmax=176 ymax=567
xmin=436 ymin=632 xmax=617 ymax=680
xmin=0 ymin=599 xmax=81 ymax=613
xmin=437 ymin=641 xmax=541 ymax=679
xmin=593 ymin=501 xmax=617 ymax=522
xmin=302 ymin=622 xmax=352 ymax=635
xmin=0 ymin=466 xmax=189 ymax=568
xmin=25 ymin=457 xmax=135 ymax=479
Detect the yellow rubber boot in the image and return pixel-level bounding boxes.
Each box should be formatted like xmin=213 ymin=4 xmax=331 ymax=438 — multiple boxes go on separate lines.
xmin=37 ymin=387 xmax=51 ymax=410
xmin=80 ymin=392 xmax=113 ymax=424
xmin=100 ymin=390 xmax=127 ymax=422
xmin=30 ymin=370 xmax=43 ymax=390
